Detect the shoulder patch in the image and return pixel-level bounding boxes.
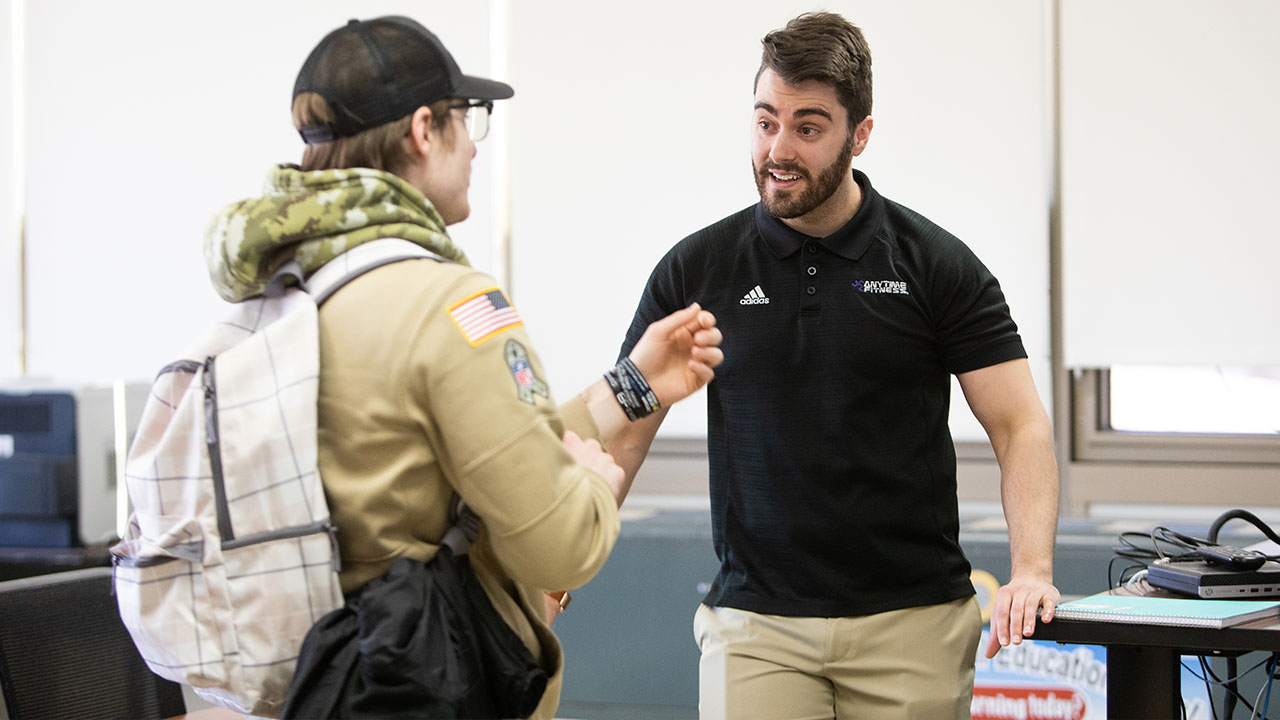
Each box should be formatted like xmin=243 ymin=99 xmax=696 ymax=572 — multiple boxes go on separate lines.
xmin=505 ymin=340 xmax=549 ymax=403
xmin=448 ymin=287 xmax=523 ymax=345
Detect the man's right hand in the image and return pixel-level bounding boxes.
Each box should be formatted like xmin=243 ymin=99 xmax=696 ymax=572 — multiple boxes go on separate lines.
xmin=562 ymin=430 xmax=625 ymax=502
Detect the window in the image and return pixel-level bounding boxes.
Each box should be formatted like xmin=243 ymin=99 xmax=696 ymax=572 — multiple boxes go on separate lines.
xmin=1072 ymin=368 xmax=1280 ymax=464
xmin=1109 ymin=366 xmax=1280 ymax=436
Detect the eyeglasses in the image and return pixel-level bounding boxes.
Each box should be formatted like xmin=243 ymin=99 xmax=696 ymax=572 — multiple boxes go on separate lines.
xmin=447 ymin=100 xmax=494 ymax=142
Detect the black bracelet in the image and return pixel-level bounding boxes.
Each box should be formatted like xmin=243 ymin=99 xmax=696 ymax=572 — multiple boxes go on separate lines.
xmin=603 ymin=358 xmax=660 ymax=421
xmin=619 ymin=358 xmax=660 ymax=416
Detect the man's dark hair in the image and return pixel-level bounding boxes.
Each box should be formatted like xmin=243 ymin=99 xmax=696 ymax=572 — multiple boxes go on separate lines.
xmin=755 ymin=12 xmax=873 ymax=135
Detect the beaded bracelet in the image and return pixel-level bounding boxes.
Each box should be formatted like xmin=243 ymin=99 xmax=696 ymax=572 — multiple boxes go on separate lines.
xmin=603 ymin=357 xmax=660 ymax=421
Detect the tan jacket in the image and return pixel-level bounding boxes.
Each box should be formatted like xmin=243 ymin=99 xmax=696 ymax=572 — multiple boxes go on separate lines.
xmin=315 ymin=258 xmax=620 ymax=719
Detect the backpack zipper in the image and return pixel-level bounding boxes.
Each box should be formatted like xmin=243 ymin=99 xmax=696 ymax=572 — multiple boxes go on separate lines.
xmin=203 ymin=356 xmax=235 ymax=542
xmin=222 ymin=519 xmax=335 ymax=552
xmin=221 ymin=521 xmax=342 ymax=573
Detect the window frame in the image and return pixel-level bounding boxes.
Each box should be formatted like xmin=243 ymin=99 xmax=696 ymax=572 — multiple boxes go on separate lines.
xmin=1071 ymin=369 xmax=1280 ymax=465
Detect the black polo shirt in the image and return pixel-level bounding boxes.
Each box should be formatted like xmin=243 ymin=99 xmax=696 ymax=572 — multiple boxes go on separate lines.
xmin=619 ymin=169 xmax=1026 ymax=617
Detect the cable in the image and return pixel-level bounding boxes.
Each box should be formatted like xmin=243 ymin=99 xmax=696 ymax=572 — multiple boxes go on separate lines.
xmin=1227 ymin=656 xmax=1240 ymax=720
xmin=1248 ymin=662 xmax=1269 ymax=720
xmin=1246 ymin=653 xmax=1276 ymax=720
xmin=1205 ymin=509 xmax=1280 ymax=718
xmin=1107 ymin=555 xmax=1149 ymax=589
xmin=1207 ymin=509 xmax=1280 ymax=550
xmin=1123 ymin=568 xmax=1149 ymax=588
xmin=1111 ymin=509 xmax=1280 ymax=571
xmin=1190 ymin=654 xmax=1273 ymax=718
xmin=1197 ymin=656 xmax=1220 ymax=720
xmin=1117 ymin=510 xmax=1280 ymax=719
xmin=1110 ymin=527 xmax=1215 ymax=564
xmin=1109 ymin=527 xmax=1210 ymax=592
xmin=1259 ymin=653 xmax=1277 ymax=720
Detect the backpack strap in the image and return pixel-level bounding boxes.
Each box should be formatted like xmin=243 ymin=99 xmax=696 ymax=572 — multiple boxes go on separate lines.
xmin=306 ymin=238 xmax=445 ymax=306
xmin=265 ymin=261 xmax=306 ymax=298
xmin=441 ymin=498 xmax=481 ymax=556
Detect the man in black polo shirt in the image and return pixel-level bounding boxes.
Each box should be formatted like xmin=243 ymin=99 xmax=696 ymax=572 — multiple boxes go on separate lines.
xmin=611 ymin=11 xmax=1060 ymax=719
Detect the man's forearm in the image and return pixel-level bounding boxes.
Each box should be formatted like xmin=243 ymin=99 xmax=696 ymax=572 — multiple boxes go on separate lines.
xmin=579 ymin=378 xmax=667 ymax=504
xmin=998 ymin=425 xmax=1060 ymax=579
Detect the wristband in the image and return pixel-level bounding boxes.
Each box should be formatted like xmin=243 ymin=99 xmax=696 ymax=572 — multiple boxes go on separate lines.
xmin=603 ymin=357 xmax=660 ymax=421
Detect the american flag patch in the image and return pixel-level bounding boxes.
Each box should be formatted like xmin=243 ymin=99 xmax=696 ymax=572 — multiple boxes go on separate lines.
xmin=448 ymin=288 xmax=523 ymax=345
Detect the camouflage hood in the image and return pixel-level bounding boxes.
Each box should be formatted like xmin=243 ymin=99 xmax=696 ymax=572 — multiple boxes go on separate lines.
xmin=204 ymin=164 xmax=470 ymax=302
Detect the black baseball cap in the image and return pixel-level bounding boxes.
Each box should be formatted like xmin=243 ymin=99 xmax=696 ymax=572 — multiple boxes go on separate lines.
xmin=293 ymin=16 xmax=514 ymax=144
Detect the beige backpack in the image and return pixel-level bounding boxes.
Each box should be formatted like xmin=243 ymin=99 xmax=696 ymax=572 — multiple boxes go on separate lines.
xmin=111 ymin=239 xmax=439 ymax=717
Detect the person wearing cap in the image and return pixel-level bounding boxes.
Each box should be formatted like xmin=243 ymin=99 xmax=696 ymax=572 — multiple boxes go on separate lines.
xmin=203 ymin=15 xmax=722 ymax=719
xmin=610 ymin=12 xmax=1060 ymax=719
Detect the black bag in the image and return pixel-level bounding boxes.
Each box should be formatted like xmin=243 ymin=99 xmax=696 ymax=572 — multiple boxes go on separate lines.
xmin=282 ymin=511 xmax=547 ymax=719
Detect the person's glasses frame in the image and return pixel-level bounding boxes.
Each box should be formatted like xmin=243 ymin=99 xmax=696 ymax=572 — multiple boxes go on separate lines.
xmin=448 ymin=99 xmax=494 ymax=142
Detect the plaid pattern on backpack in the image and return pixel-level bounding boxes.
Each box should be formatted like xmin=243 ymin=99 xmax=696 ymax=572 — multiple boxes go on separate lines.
xmin=111 ymin=239 xmax=441 ymax=717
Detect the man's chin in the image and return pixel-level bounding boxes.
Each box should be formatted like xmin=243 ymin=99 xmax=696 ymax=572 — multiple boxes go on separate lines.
xmin=760 ymin=193 xmax=804 ymax=220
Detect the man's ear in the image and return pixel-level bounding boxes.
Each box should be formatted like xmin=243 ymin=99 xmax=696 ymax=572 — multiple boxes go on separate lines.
xmin=406 ymin=105 xmax=435 ymax=160
xmin=852 ymin=115 xmax=874 ymax=157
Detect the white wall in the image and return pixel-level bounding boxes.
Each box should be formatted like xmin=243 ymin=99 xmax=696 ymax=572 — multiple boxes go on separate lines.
xmin=1061 ymin=0 xmax=1280 ymax=367
xmin=0 ymin=0 xmax=19 ymax=380
xmin=509 ymin=0 xmax=1052 ymax=439
xmin=9 ymin=1 xmax=1056 ymax=443
xmin=18 ymin=1 xmax=495 ymax=385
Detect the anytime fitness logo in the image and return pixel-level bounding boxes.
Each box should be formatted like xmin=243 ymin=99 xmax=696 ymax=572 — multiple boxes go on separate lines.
xmin=852 ymin=279 xmax=909 ymax=295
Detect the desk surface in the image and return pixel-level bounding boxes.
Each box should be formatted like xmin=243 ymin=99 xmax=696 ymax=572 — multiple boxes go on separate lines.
xmin=1034 ymin=612 xmax=1280 ymax=654
xmin=1033 ymin=584 xmax=1280 ymax=654
xmin=1031 ymin=586 xmax=1280 ymax=719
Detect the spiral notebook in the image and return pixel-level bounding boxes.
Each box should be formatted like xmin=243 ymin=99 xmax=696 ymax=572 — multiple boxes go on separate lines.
xmin=1054 ymin=593 xmax=1280 ymax=629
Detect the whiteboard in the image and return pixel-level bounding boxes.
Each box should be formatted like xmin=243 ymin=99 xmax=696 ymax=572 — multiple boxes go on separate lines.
xmin=508 ymin=0 xmax=1053 ymax=439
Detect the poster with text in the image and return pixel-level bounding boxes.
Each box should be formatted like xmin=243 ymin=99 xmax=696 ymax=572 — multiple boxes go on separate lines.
xmin=973 ymin=632 xmax=1214 ymax=720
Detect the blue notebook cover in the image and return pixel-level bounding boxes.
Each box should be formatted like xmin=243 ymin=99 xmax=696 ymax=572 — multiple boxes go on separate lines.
xmin=1054 ymin=593 xmax=1280 ymax=629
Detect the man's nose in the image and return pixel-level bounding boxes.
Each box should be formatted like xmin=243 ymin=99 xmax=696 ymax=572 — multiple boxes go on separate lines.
xmin=768 ymin=132 xmax=796 ymax=164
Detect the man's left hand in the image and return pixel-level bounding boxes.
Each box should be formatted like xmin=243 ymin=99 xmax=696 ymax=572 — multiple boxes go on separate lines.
xmin=984 ymin=576 xmax=1059 ymax=658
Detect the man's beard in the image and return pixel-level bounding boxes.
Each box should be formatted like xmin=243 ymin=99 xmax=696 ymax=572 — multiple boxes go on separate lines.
xmin=754 ymin=132 xmax=856 ymax=220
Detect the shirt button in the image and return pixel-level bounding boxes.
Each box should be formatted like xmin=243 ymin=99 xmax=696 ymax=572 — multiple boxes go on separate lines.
xmin=807 ymin=266 xmax=817 ymax=276
xmin=806 ymin=244 xmax=818 ymax=253
xmin=806 ymin=286 xmax=816 ymax=295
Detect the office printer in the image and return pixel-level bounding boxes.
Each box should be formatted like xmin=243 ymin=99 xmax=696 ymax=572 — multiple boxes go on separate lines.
xmin=0 ymin=383 xmax=148 ymax=547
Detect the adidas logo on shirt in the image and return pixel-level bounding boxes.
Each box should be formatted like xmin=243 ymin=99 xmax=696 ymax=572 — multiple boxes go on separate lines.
xmin=740 ymin=285 xmax=770 ymax=305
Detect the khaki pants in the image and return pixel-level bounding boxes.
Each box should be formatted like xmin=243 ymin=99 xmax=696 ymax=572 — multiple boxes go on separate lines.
xmin=694 ymin=597 xmax=982 ymax=720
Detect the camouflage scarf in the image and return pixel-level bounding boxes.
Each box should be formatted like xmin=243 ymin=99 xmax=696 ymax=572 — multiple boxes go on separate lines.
xmin=204 ymin=164 xmax=470 ymax=302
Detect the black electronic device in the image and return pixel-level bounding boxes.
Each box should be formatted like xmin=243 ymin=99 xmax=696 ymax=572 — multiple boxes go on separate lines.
xmin=1146 ymin=559 xmax=1280 ymax=598
xmin=1195 ymin=544 xmax=1268 ymax=571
